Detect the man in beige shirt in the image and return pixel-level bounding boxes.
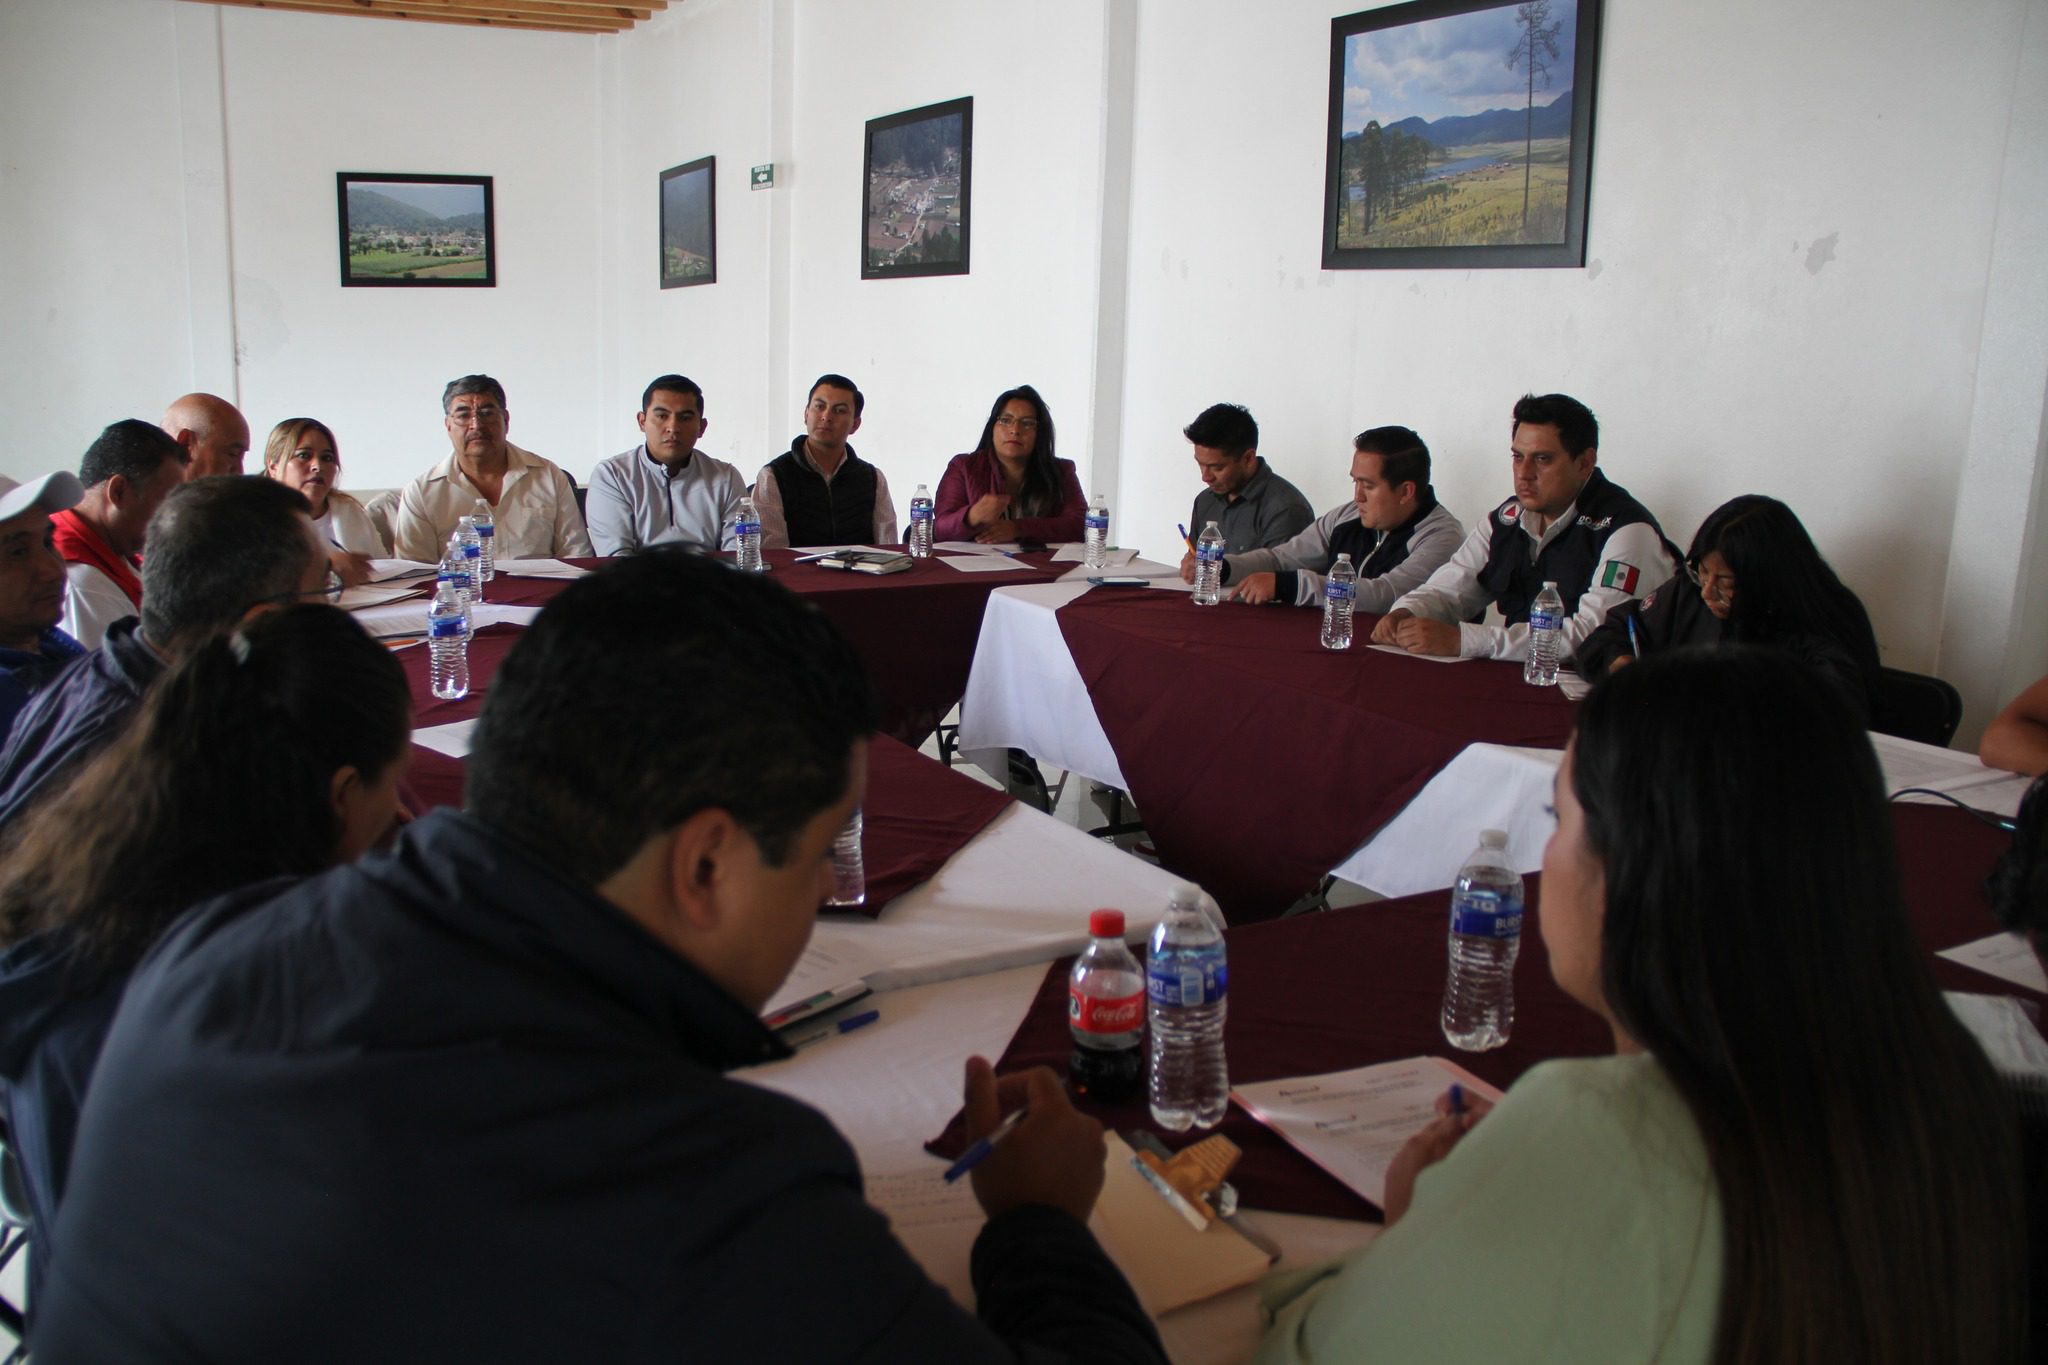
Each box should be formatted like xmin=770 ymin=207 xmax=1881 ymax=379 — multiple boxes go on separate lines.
xmin=393 ymin=375 xmax=593 ymax=564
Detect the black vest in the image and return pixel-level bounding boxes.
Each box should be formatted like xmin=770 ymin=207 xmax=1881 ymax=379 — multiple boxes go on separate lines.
xmin=1476 ymin=469 xmax=1678 ymax=624
xmin=1330 ymin=489 xmax=1440 ymax=580
xmin=769 ymin=441 xmax=878 ymax=547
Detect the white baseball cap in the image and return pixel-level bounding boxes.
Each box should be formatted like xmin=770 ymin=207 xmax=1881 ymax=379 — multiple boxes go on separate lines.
xmin=0 ymin=471 xmax=85 ymax=523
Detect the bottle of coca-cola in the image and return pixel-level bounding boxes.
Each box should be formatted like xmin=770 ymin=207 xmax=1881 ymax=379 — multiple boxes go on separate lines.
xmin=1069 ymin=909 xmax=1145 ymax=1103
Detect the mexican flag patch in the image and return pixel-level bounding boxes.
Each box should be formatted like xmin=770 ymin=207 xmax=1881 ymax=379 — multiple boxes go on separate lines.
xmin=1600 ymin=561 xmax=1640 ymax=593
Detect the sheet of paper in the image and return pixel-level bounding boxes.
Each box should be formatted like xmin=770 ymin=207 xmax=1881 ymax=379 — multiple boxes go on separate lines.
xmin=1366 ymin=644 xmax=1470 ymax=663
xmin=1938 ymin=932 xmax=2048 ymax=994
xmin=413 ymin=719 xmax=479 ymax=759
xmin=1868 ymin=732 xmax=2033 ymax=818
xmin=366 ymin=559 xmax=438 ymax=582
xmin=337 ymin=582 xmax=425 ymax=610
xmin=1231 ymin=1057 xmax=1502 ymax=1209
xmin=493 ymin=558 xmax=587 ymax=579
xmin=935 ymin=555 xmax=1035 ymax=574
xmin=1051 ymin=544 xmax=1138 ymax=566
xmin=1088 ymin=1133 xmax=1275 ymax=1316
xmin=352 ymin=602 xmax=542 ymax=640
xmin=1557 ymin=670 xmax=1593 ymax=700
xmin=933 ymin=540 xmax=1019 ymax=556
xmin=1944 ymin=991 xmax=2048 ymax=1078
xmin=763 ymin=940 xmax=887 ymax=1017
xmin=867 ymin=1168 xmax=983 ymax=1309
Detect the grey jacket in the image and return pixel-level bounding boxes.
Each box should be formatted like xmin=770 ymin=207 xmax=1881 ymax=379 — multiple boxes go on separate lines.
xmin=1225 ymin=500 xmax=1463 ymax=611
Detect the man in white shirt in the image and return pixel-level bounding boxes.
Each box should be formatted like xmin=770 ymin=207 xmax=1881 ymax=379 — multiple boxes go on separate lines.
xmin=160 ymin=393 xmax=250 ymax=480
xmin=753 ymin=374 xmax=898 ymax=548
xmin=393 ymin=375 xmax=594 ymax=564
xmin=53 ymin=421 xmax=188 ymax=648
xmin=1373 ymin=393 xmax=1680 ymax=661
xmin=585 ymin=376 xmax=746 ymax=555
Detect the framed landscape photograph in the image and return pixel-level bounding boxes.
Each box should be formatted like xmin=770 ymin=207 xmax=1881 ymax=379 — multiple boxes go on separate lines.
xmin=861 ymin=96 xmax=972 ymax=280
xmin=1323 ymin=0 xmax=1602 ymax=270
xmin=337 ymin=173 xmax=495 ymax=287
xmin=660 ymin=155 xmax=716 ymax=289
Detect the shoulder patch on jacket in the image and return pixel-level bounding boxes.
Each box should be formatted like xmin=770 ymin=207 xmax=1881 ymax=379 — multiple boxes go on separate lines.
xmin=1494 ymin=497 xmax=1521 ymax=525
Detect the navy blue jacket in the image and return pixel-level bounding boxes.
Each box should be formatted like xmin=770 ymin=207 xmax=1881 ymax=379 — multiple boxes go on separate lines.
xmin=0 ymin=619 xmax=162 ymax=832
xmin=37 ymin=810 xmax=1163 ymax=1363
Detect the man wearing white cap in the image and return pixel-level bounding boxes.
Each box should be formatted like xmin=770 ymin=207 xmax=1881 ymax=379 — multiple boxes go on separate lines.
xmin=0 ymin=471 xmax=88 ymax=740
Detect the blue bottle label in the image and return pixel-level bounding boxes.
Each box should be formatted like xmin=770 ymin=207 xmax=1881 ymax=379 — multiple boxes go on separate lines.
xmin=1327 ymin=580 xmax=1353 ymax=603
xmin=1196 ymin=543 xmax=1223 ymax=564
xmin=1147 ymin=957 xmax=1227 ymax=1007
xmin=1450 ymin=891 xmax=1523 ymax=939
xmin=912 ymin=505 xmax=933 ymax=521
xmin=1529 ymin=609 xmax=1559 ymax=632
xmin=735 ymin=520 xmax=760 ymax=537
xmin=429 ymin=615 xmax=467 ymax=639
xmin=475 ymin=524 xmax=494 ymax=538
xmin=1086 ymin=513 xmax=1108 ymax=531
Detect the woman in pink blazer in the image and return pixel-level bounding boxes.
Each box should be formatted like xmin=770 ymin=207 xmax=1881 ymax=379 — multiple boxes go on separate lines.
xmin=932 ymin=385 xmax=1087 ymax=545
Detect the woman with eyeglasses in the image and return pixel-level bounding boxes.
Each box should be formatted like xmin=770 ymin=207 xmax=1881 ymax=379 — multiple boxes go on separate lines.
xmin=1256 ymin=647 xmax=2024 ymax=1364
xmin=932 ymin=385 xmax=1087 ymax=546
xmin=262 ymin=418 xmax=389 ymax=578
xmin=0 ymin=603 xmax=413 ymax=1313
xmin=1573 ymin=494 xmax=1880 ymax=717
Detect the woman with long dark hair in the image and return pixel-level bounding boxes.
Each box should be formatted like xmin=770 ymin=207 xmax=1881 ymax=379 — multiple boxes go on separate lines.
xmin=1575 ymin=494 xmax=1881 ymax=715
xmin=0 ymin=603 xmax=412 ymax=1307
xmin=1257 ymin=647 xmax=2024 ymax=1363
xmin=931 ymin=385 xmax=1086 ymax=545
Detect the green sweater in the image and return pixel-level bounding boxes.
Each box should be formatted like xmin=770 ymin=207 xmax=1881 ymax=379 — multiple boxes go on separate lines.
xmin=1255 ymin=1054 xmax=1722 ymax=1364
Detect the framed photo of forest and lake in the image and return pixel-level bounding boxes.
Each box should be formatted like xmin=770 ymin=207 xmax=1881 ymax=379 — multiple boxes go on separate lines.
xmin=660 ymin=156 xmax=717 ymax=289
xmin=861 ymin=97 xmax=972 ymax=280
xmin=337 ymin=173 xmax=495 ymax=288
xmin=1323 ymin=0 xmax=1602 ymax=270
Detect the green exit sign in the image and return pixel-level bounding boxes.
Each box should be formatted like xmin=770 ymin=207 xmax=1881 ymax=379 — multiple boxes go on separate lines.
xmin=750 ymin=164 xmax=775 ymax=191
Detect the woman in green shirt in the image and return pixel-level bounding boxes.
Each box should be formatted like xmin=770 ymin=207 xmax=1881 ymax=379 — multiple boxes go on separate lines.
xmin=1259 ymin=646 xmax=2024 ymax=1364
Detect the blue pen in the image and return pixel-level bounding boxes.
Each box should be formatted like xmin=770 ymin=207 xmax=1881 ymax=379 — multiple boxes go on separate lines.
xmin=1177 ymin=523 xmax=1195 ymax=552
xmin=787 ymin=1008 xmax=880 ymax=1051
xmin=1448 ymin=1083 xmax=1466 ymax=1118
xmin=1626 ymin=614 xmax=1641 ymax=659
xmin=943 ymin=1108 xmax=1027 ymax=1183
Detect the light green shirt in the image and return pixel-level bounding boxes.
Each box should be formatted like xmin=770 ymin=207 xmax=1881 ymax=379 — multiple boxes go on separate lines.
xmin=1255 ymin=1055 xmax=1722 ymax=1364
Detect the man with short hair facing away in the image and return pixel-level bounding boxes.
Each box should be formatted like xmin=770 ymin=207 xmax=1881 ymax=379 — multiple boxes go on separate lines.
xmin=53 ymin=420 xmax=189 ymax=649
xmin=0 ymin=472 xmax=88 ymax=740
xmin=754 ymin=373 xmax=899 ymax=548
xmin=392 ymin=375 xmax=594 ymax=563
xmin=0 ymin=477 xmax=331 ymax=832
xmin=1176 ymin=403 xmax=1315 ymax=582
xmin=1221 ymin=426 xmax=1464 ymax=611
xmin=39 ymin=552 xmax=1166 ymax=1364
xmin=160 ymin=392 xmax=251 ymax=479
xmin=585 ymin=375 xmax=747 ymax=555
xmin=1373 ymin=393 xmax=1680 ymax=660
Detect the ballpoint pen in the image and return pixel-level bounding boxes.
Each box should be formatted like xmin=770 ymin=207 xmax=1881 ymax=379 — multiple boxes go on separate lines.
xmin=943 ymin=1108 xmax=1027 ymax=1183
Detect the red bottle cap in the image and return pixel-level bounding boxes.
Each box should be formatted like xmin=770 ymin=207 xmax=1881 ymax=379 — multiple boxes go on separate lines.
xmin=1088 ymin=909 xmax=1125 ymax=938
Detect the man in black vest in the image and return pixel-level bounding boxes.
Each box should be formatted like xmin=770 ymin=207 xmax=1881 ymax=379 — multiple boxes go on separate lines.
xmin=1373 ymin=393 xmax=1678 ymax=660
xmin=754 ymin=373 xmax=900 ymax=548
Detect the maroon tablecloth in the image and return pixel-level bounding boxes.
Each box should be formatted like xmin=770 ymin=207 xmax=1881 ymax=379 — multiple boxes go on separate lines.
xmin=396 ymin=618 xmax=1012 ymax=916
xmin=1055 ymin=591 xmax=1579 ymax=921
xmin=425 ymin=554 xmax=1062 ymax=746
xmin=927 ymin=801 xmax=2031 ymax=1220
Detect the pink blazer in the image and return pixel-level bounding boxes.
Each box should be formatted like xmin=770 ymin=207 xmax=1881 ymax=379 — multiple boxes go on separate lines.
xmin=931 ymin=450 xmax=1087 ymax=544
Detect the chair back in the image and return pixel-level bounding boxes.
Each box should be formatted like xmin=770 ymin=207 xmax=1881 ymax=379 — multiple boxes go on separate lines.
xmin=1870 ymin=666 xmax=1964 ymax=747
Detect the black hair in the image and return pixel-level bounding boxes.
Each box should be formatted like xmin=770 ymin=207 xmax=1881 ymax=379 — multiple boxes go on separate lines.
xmin=79 ymin=419 xmax=185 ymax=490
xmin=1572 ymin=647 xmax=2022 ymax=1363
xmin=1181 ymin=403 xmax=1258 ymax=458
xmin=969 ymin=385 xmax=1061 ymax=518
xmin=642 ymin=375 xmax=704 ymax=414
xmin=808 ymin=374 xmax=864 ymax=416
xmin=466 ymin=550 xmax=879 ymax=886
xmin=140 ymin=477 xmax=317 ymax=648
xmin=442 ymin=375 xmax=507 ymax=413
xmin=0 ymin=604 xmax=412 ymax=972
xmin=1511 ymin=393 xmax=1598 ymax=456
xmin=1354 ymin=425 xmax=1430 ymax=493
xmin=1689 ymin=494 xmax=1880 ymax=677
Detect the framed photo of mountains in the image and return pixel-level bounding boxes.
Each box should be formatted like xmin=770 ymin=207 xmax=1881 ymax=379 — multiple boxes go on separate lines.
xmin=660 ymin=156 xmax=716 ymax=289
xmin=337 ymin=173 xmax=496 ymax=288
xmin=1323 ymin=0 xmax=1602 ymax=270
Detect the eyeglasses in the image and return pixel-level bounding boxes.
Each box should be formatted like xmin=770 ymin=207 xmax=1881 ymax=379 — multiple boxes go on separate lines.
xmin=257 ymin=568 xmax=344 ymax=609
xmin=994 ymin=415 xmax=1039 ymax=431
xmin=447 ymin=404 xmax=504 ymax=425
xmin=1684 ymin=561 xmax=1736 ymax=596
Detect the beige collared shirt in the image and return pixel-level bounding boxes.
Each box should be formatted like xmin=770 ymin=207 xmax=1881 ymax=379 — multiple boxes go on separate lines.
xmin=392 ymin=442 xmax=593 ymax=563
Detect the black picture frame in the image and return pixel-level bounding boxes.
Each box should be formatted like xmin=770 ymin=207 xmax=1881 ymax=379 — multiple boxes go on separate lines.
xmin=660 ymin=155 xmax=717 ymax=289
xmin=1323 ymin=0 xmax=1601 ymax=270
xmin=861 ymin=96 xmax=972 ymax=280
xmin=336 ymin=173 xmax=496 ymax=288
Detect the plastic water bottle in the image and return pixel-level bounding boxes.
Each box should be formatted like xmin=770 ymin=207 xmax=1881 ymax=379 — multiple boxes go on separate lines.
xmin=1321 ymin=552 xmax=1357 ymax=649
xmin=1524 ymin=580 xmax=1564 ymax=685
xmin=1084 ymin=494 xmax=1109 ymax=568
xmin=1191 ymin=521 xmax=1225 ymax=606
xmin=427 ymin=580 xmax=471 ymax=701
xmin=438 ymin=535 xmax=474 ymax=617
xmin=456 ymin=516 xmax=486 ymax=603
xmin=824 ymin=808 xmax=865 ymax=907
xmin=469 ymin=497 xmax=496 ymax=580
xmin=1148 ymin=883 xmax=1228 ymax=1131
xmin=734 ymin=496 xmax=764 ymax=572
xmin=1069 ymin=909 xmax=1145 ymax=1104
xmin=907 ymin=485 xmax=935 ymax=558
xmin=1440 ymin=830 xmax=1523 ymax=1051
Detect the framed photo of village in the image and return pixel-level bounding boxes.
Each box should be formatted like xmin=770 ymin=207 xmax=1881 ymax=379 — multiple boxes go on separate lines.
xmin=660 ymin=156 xmax=717 ymax=289
xmin=1323 ymin=0 xmax=1602 ymax=270
xmin=337 ymin=173 xmax=496 ymax=288
xmin=861 ymin=97 xmax=972 ymax=281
